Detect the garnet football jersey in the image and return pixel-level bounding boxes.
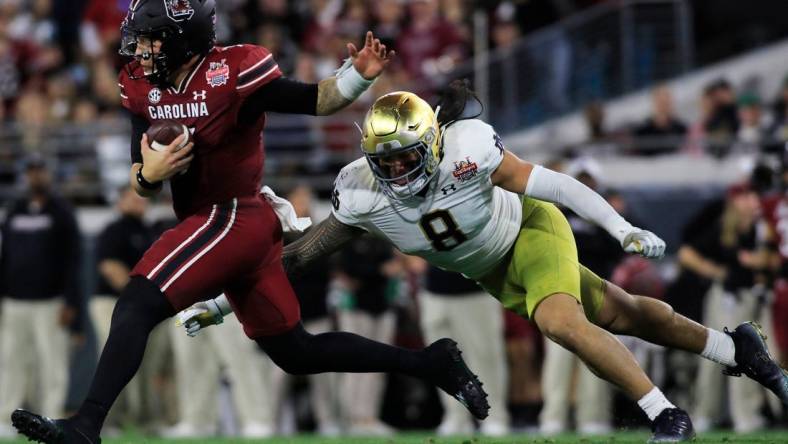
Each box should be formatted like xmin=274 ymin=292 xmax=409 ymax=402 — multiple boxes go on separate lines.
xmin=119 ymin=45 xmax=282 ymax=219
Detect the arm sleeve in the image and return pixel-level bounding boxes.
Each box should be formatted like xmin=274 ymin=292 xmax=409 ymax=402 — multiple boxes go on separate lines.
xmin=238 ymin=77 xmax=319 ymax=123
xmin=524 ymin=165 xmax=634 ymax=244
xmin=130 ymin=113 xmax=150 ymax=164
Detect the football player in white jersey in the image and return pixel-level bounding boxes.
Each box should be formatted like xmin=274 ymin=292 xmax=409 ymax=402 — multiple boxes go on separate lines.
xmin=180 ymin=83 xmax=788 ymax=442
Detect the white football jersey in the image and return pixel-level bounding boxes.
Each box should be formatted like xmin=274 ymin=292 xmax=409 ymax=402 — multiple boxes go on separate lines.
xmin=332 ymin=119 xmax=523 ymax=280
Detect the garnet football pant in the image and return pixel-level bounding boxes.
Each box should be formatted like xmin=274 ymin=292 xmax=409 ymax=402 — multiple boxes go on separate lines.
xmin=131 ymin=196 xmax=301 ymax=338
xmin=75 ymin=196 xmax=439 ymax=437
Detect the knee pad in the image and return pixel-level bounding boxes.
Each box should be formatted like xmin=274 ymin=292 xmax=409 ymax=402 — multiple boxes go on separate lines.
xmin=111 ymin=276 xmax=175 ymax=329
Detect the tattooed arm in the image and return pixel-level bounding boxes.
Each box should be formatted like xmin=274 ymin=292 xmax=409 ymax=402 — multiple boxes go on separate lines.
xmin=282 ymin=213 xmax=366 ymax=277
xmin=315 ymin=77 xmax=353 ymax=116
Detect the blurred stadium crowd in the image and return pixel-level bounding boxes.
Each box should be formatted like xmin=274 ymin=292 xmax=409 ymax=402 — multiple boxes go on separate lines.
xmin=1 ymin=0 xmax=788 ymax=440
xmin=0 ymin=0 xmax=785 ymax=201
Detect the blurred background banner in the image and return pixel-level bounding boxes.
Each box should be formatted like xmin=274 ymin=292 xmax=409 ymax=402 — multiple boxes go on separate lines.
xmin=1 ymin=0 xmax=788 ymax=439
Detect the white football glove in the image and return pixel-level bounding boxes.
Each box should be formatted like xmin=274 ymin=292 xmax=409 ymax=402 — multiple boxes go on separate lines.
xmin=621 ymin=229 xmax=666 ymax=259
xmin=175 ymin=299 xmax=225 ymax=337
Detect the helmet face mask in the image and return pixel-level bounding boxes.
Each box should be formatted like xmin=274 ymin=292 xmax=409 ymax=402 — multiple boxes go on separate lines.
xmin=119 ymin=0 xmax=216 ymax=87
xmin=361 ymin=92 xmax=442 ymax=200
xmin=366 ymin=136 xmax=436 ymax=199
xmin=120 ymin=29 xmax=164 ymax=78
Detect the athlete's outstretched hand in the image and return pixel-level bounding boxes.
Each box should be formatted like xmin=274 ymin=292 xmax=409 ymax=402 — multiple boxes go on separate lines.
xmin=349 ymin=31 xmax=395 ymax=80
xmin=622 ymin=229 xmax=666 ymax=259
xmin=175 ymin=300 xmax=225 ymax=337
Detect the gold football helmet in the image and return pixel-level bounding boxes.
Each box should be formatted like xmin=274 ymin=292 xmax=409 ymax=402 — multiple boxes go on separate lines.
xmin=360 ymin=91 xmax=442 ymax=199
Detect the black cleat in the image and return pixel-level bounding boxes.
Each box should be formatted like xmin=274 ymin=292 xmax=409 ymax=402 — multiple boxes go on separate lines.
xmin=425 ymin=338 xmax=490 ymax=420
xmin=724 ymin=321 xmax=788 ymax=405
xmin=648 ymin=408 xmax=695 ymax=443
xmin=11 ymin=410 xmax=100 ymax=444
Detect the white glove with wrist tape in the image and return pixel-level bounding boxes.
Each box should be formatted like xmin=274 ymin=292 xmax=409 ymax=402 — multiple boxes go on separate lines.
xmin=175 ymin=296 xmax=229 ymax=337
xmin=621 ymin=228 xmax=666 ymax=259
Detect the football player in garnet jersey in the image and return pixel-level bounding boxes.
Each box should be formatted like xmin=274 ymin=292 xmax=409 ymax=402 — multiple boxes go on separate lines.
xmin=10 ymin=1 xmax=488 ymax=442
xmin=183 ymin=82 xmax=788 ymax=443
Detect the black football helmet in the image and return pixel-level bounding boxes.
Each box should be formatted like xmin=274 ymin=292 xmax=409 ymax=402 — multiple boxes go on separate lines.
xmin=120 ymin=0 xmax=216 ymax=86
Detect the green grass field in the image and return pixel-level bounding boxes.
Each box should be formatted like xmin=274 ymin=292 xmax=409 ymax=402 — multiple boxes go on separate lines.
xmin=3 ymin=431 xmax=788 ymax=444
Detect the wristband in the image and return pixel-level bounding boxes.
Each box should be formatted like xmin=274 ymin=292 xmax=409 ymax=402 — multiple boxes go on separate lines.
xmin=335 ymin=58 xmax=374 ymax=101
xmin=136 ymin=166 xmax=162 ymax=190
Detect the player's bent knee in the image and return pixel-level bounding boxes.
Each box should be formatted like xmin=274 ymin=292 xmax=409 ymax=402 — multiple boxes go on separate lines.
xmin=533 ymin=293 xmax=590 ymax=350
xmin=256 ymin=323 xmax=315 ymax=375
xmin=534 ymin=313 xmax=588 ymax=352
xmin=111 ymin=276 xmax=175 ymax=330
xmin=539 ymin=320 xmax=584 ymax=352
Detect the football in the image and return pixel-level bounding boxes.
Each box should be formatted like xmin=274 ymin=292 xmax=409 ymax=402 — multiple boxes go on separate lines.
xmin=146 ymin=119 xmax=191 ymax=152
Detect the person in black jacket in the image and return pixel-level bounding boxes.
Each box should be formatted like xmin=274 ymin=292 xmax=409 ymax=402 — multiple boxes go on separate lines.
xmin=0 ymin=155 xmax=83 ymax=436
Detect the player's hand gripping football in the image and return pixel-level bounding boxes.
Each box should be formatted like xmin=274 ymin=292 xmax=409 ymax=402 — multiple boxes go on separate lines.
xmin=175 ymin=299 xmax=225 ymax=337
xmin=621 ymin=228 xmax=666 ymax=259
xmin=349 ymin=31 xmax=395 ymax=80
xmin=140 ymin=133 xmax=194 ymax=182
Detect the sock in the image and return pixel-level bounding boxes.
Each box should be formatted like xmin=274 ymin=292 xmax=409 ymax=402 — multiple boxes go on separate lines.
xmin=701 ymin=328 xmax=737 ymax=366
xmin=637 ymin=387 xmax=676 ymax=422
xmin=257 ymin=323 xmax=433 ymax=378
xmin=72 ymin=277 xmax=173 ymax=435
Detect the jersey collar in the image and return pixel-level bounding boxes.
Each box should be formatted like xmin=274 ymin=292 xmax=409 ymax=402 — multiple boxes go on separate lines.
xmin=168 ymin=55 xmax=208 ymax=95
